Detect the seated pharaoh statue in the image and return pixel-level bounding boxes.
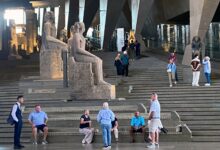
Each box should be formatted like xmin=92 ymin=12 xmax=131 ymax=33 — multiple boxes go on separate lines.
xmin=68 ymin=22 xmax=115 ymax=99
xmin=40 ymin=11 xmax=67 ymax=79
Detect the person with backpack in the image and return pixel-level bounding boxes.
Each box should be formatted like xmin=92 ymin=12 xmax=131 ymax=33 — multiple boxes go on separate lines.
xmin=11 ymin=95 xmax=25 ymax=149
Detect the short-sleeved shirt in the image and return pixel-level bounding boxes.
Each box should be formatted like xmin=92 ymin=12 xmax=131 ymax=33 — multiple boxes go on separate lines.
xmin=28 ymin=111 xmax=48 ymax=126
xmin=130 ymin=116 xmax=145 ymax=127
xmin=150 ymin=100 xmax=161 ymax=119
xmin=79 ymin=115 xmax=90 ymax=129
xmin=111 ymin=117 xmax=118 ymax=128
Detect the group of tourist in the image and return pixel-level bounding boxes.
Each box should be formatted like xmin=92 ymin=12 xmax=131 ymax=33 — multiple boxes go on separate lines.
xmin=167 ymin=47 xmax=211 ymax=87
xmin=9 ymin=93 xmax=162 ymax=150
xmin=114 ymin=51 xmax=129 ymax=76
xmin=80 ymin=93 xmax=162 ymax=149
xmin=114 ymin=39 xmax=141 ymax=77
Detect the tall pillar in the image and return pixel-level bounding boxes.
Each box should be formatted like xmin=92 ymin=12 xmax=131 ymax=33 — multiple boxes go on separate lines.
xmin=133 ymin=0 xmax=154 ymax=51
xmin=0 ymin=8 xmax=4 ymax=50
xmin=99 ymin=0 xmax=108 ymax=49
xmin=57 ymin=0 xmax=65 ymax=39
xmin=182 ymin=0 xmax=220 ymax=65
xmin=67 ymin=0 xmax=79 ymax=37
xmin=102 ymin=0 xmax=126 ymax=50
xmin=79 ymin=0 xmax=85 ymax=22
xmin=26 ymin=9 xmax=37 ymax=53
xmin=83 ymin=0 xmax=99 ymax=33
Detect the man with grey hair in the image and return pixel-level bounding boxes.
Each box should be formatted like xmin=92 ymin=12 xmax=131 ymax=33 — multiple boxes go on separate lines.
xmin=97 ymin=102 xmax=115 ymax=150
xmin=147 ymin=93 xmax=161 ymax=148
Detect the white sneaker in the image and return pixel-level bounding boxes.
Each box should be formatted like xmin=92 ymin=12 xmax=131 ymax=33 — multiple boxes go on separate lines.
xmin=42 ymin=140 xmax=48 ymax=145
xmin=102 ymin=147 xmax=109 ymax=150
xmin=33 ymin=141 xmax=37 ymax=145
xmin=82 ymin=139 xmax=86 ymax=144
xmin=174 ymin=81 xmax=177 ymax=84
xmin=155 ymin=143 xmax=159 ymax=147
xmin=205 ymin=83 xmax=210 ymax=86
xmin=146 ymin=143 xmax=155 ymax=148
xmin=108 ymin=146 xmax=111 ymax=149
xmin=169 ymin=84 xmax=172 ymax=87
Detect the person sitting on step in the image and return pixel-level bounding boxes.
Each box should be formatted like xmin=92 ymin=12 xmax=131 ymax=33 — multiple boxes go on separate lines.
xmin=111 ymin=116 xmax=119 ymax=142
xmin=79 ymin=109 xmax=94 ymax=144
xmin=28 ymin=104 xmax=49 ymax=145
xmin=130 ymin=111 xmax=146 ymax=143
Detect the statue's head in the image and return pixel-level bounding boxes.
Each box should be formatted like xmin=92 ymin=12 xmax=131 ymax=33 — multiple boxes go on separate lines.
xmin=192 ymin=36 xmax=201 ymax=42
xmin=70 ymin=22 xmax=80 ymax=36
xmin=44 ymin=11 xmax=55 ymax=23
xmin=79 ymin=22 xmax=85 ymax=34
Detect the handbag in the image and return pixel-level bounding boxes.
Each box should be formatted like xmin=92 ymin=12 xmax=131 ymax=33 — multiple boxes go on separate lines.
xmin=167 ymin=69 xmax=171 ymax=72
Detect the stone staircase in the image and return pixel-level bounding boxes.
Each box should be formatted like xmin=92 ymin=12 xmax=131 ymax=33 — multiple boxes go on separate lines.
xmin=0 ymin=54 xmax=187 ymax=144
xmin=119 ymin=55 xmax=220 ymax=142
xmin=1 ymin=52 xmax=219 ymax=144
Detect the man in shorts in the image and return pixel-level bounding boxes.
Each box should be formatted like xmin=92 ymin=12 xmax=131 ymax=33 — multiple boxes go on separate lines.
xmin=147 ymin=93 xmax=161 ymax=148
xmin=28 ymin=104 xmax=49 ymax=145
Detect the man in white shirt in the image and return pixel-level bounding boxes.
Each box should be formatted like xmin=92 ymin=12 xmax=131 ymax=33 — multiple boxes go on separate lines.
xmin=11 ymin=95 xmax=25 ymax=149
xmin=147 ymin=93 xmax=161 ymax=148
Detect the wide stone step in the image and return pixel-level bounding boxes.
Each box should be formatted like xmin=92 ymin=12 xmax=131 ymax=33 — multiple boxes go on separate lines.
xmin=0 ymin=130 xmax=184 ymax=144
xmin=181 ymin=116 xmax=220 ymax=120
xmin=189 ymin=125 xmax=220 ymax=130
xmin=192 ymin=136 xmax=220 ymax=142
xmin=179 ymin=111 xmax=220 ymax=116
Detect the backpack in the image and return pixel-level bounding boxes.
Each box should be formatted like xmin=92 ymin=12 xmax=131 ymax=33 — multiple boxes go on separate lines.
xmin=6 ymin=103 xmax=17 ymax=125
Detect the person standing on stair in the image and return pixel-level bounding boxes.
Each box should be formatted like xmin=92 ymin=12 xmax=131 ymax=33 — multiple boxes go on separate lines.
xmin=202 ymin=56 xmax=211 ymax=86
xmin=147 ymin=93 xmax=161 ymax=148
xmin=121 ymin=51 xmax=129 ymax=76
xmin=79 ymin=109 xmax=94 ymax=144
xmin=11 ymin=95 xmax=25 ymax=149
xmin=166 ymin=59 xmax=177 ymax=87
xmin=191 ymin=54 xmax=201 ymax=86
xmin=28 ymin=104 xmax=49 ymax=145
xmin=97 ymin=102 xmax=115 ymax=150
xmin=168 ymin=49 xmax=178 ymax=82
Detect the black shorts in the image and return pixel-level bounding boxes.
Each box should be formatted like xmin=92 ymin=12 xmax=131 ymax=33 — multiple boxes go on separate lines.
xmin=35 ymin=124 xmax=47 ymax=132
xmin=132 ymin=128 xmax=143 ymax=133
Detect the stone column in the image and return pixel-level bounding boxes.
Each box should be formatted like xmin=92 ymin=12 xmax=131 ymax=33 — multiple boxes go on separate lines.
xmin=182 ymin=0 xmax=220 ymax=83
xmin=182 ymin=0 xmax=220 ymax=66
xmin=57 ymin=0 xmax=65 ymax=39
xmin=134 ymin=0 xmax=154 ymax=52
xmin=26 ymin=9 xmax=37 ymax=54
xmin=83 ymin=0 xmax=99 ymax=33
xmin=67 ymin=0 xmax=79 ymax=37
xmin=102 ymin=0 xmax=126 ymax=50
xmin=0 ymin=8 xmax=4 ymax=51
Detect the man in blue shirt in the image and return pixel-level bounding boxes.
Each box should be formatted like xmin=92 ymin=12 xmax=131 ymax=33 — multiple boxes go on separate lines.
xmin=28 ymin=104 xmax=48 ymax=145
xmin=130 ymin=111 xmax=145 ymax=143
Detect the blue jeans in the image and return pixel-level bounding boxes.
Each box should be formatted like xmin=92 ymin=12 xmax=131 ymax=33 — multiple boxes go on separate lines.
xmin=205 ymin=73 xmax=211 ymax=84
xmin=101 ymin=124 xmax=111 ymax=147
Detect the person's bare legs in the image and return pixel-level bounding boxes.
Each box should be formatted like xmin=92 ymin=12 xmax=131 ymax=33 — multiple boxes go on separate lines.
xmin=43 ymin=126 xmax=48 ymax=141
xmin=32 ymin=127 xmax=37 ymax=142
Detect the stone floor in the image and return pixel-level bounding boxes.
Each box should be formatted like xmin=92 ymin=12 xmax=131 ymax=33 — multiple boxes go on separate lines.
xmin=1 ymin=142 xmax=220 ymax=150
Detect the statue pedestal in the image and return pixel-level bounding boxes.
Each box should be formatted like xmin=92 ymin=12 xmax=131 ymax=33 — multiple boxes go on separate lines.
xmin=68 ymin=58 xmax=115 ymax=100
xmin=40 ymin=49 xmax=63 ymax=79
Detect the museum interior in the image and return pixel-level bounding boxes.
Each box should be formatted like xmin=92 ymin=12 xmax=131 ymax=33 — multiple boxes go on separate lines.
xmin=1 ymin=0 xmax=220 ymax=149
